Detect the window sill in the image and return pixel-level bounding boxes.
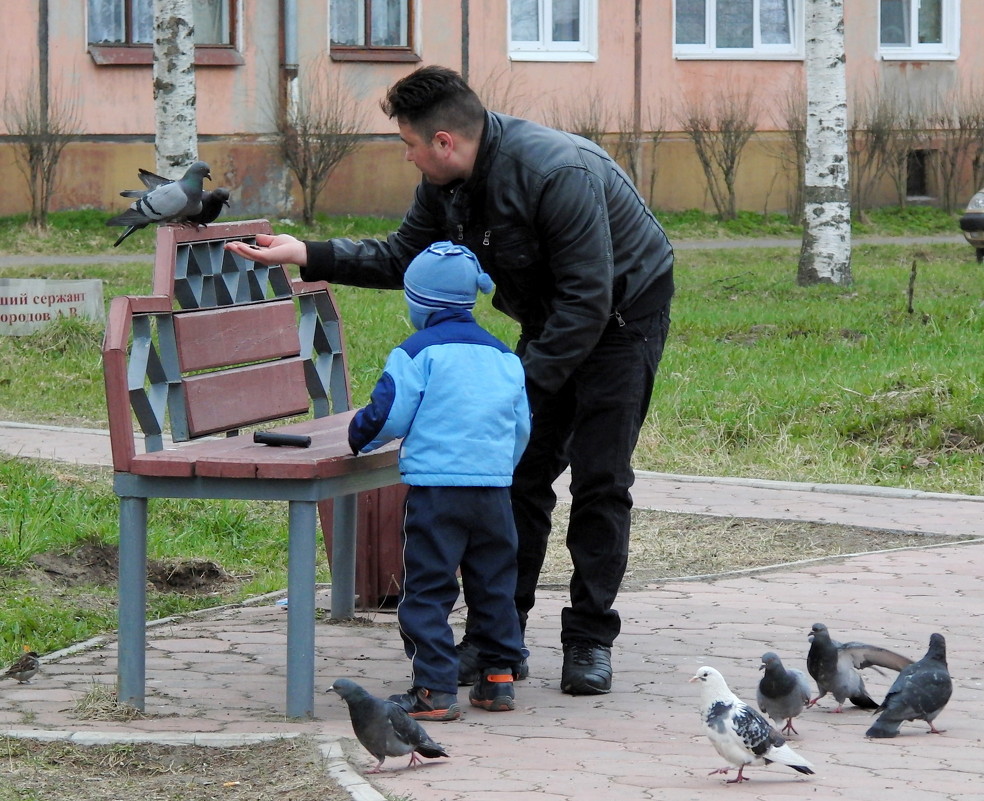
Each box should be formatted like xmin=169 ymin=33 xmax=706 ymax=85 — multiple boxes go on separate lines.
xmin=508 ymin=51 xmax=597 ymax=63
xmin=879 ymin=51 xmax=958 ymax=62
xmin=88 ymin=45 xmax=245 ymax=66
xmin=330 ymin=48 xmax=420 ymax=63
xmin=674 ymin=51 xmax=803 ymax=61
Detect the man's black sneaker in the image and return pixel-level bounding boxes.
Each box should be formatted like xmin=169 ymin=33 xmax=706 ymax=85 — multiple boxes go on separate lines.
xmin=456 ymin=640 xmax=529 ymax=685
xmin=387 ymin=686 xmax=460 ymax=721
xmin=468 ymin=667 xmax=516 ymax=711
xmin=561 ymin=641 xmax=612 ymax=695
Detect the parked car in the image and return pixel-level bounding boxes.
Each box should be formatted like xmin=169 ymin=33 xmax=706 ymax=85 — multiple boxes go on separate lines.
xmin=958 ymin=188 xmax=984 ymax=262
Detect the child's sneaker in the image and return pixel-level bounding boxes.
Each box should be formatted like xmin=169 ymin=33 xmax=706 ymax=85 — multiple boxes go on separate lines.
xmin=387 ymin=686 xmax=460 ymax=721
xmin=468 ymin=667 xmax=515 ymax=711
xmin=457 ymin=639 xmax=530 ymax=685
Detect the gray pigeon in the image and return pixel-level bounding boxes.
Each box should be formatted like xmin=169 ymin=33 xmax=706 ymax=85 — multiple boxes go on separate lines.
xmin=331 ymin=678 xmax=449 ymax=773
xmin=757 ymin=651 xmax=812 ymax=736
xmin=866 ymin=633 xmax=952 ymax=738
xmin=107 ymin=160 xmax=211 ymax=246
xmin=126 ymin=169 xmax=230 ymax=227
xmin=691 ymin=666 xmax=815 ymax=783
xmin=806 ymin=622 xmax=912 ymax=712
xmin=187 ymin=187 xmax=231 ymax=226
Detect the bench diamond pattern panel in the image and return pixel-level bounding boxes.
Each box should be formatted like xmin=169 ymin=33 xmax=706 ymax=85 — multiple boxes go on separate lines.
xmin=172 ymin=240 xmax=292 ymax=310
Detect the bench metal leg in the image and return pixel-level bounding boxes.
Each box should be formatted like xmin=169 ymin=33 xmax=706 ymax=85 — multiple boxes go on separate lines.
xmin=117 ymin=495 xmax=148 ymax=711
xmin=330 ymin=493 xmax=358 ymax=620
xmin=286 ymin=500 xmax=317 ymax=719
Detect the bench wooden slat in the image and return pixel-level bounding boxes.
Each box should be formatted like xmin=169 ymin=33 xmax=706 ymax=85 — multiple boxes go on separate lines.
xmin=173 ymin=300 xmax=301 ymax=372
xmin=184 ymin=359 xmax=310 ymax=437
xmin=124 ymin=411 xmax=399 ymax=481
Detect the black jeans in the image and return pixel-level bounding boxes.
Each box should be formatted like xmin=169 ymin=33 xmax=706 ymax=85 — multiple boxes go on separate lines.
xmin=512 ymin=303 xmax=671 ymax=647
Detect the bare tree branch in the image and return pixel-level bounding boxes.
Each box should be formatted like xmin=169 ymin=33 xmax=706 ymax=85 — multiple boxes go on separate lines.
xmin=278 ymin=66 xmax=370 ymax=225
xmin=679 ymin=84 xmax=757 ymax=220
xmin=3 ymin=72 xmax=82 ymax=229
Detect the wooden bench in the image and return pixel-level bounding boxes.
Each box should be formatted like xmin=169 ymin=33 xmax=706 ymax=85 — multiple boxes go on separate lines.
xmin=101 ymin=220 xmax=400 ymax=719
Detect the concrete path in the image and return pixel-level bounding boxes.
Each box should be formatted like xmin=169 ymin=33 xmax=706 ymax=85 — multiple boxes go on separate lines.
xmin=0 ymin=233 xmax=965 ymax=270
xmin=1 ymin=420 xmax=982 ymax=800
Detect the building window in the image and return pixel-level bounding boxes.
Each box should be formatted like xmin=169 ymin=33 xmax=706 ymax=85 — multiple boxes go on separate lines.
xmin=330 ymin=0 xmax=419 ymax=62
xmin=879 ymin=0 xmax=959 ymax=60
xmin=88 ymin=0 xmax=231 ymax=45
xmin=509 ymin=0 xmax=597 ymax=62
xmin=674 ymin=0 xmax=802 ymax=60
xmin=87 ymin=0 xmax=240 ymax=65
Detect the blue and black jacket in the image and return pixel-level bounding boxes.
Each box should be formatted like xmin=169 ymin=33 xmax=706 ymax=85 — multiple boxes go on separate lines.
xmin=348 ymin=308 xmax=531 ymax=486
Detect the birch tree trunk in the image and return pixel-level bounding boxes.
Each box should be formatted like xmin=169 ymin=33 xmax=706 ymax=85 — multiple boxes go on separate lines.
xmin=798 ymin=0 xmax=852 ymax=286
xmin=153 ymin=0 xmax=198 ymax=174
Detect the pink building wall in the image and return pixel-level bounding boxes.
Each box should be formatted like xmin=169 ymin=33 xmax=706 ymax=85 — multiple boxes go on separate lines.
xmin=1 ymin=1 xmax=982 ymax=219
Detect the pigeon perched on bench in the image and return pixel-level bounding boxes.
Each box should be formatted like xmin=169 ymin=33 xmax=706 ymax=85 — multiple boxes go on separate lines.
xmin=107 ymin=160 xmax=212 ymax=246
xmin=757 ymin=651 xmax=812 ymax=736
xmin=691 ymin=665 xmax=815 ymax=783
xmin=806 ymin=622 xmax=912 ymax=712
xmin=331 ymin=678 xmax=449 ymax=773
xmin=124 ymin=168 xmax=230 ymax=228
xmin=866 ymin=632 xmax=952 ymax=738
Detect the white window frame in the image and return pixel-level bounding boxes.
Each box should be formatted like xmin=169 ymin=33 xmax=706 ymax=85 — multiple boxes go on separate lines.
xmin=673 ymin=0 xmax=804 ymax=61
xmin=508 ymin=0 xmax=597 ymax=63
xmin=878 ymin=0 xmax=959 ymax=61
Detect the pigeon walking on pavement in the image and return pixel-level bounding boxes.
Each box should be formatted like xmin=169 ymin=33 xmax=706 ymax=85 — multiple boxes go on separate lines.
xmin=690 ymin=666 xmax=815 ymax=783
xmin=866 ymin=633 xmax=952 ymax=738
xmin=757 ymin=651 xmax=812 ymax=736
xmin=330 ymin=678 xmax=449 ymax=773
xmin=107 ymin=160 xmax=212 ymax=246
xmin=2 ymin=650 xmax=40 ymax=684
xmin=806 ymin=622 xmax=912 ymax=712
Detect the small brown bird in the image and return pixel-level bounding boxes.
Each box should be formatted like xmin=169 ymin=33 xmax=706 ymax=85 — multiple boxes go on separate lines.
xmin=3 ymin=651 xmax=41 ymax=684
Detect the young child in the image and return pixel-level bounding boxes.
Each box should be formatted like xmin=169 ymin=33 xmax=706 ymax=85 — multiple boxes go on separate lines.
xmin=348 ymin=241 xmax=531 ymax=721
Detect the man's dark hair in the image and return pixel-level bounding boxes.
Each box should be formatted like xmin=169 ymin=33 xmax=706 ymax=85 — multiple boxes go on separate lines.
xmin=381 ymin=66 xmax=486 ymax=141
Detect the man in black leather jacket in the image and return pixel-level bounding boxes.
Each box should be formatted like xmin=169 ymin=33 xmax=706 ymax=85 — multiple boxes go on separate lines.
xmin=226 ymin=65 xmax=673 ymax=696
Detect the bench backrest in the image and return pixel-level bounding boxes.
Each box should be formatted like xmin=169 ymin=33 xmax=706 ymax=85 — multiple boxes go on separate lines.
xmin=102 ymin=220 xmax=352 ymax=472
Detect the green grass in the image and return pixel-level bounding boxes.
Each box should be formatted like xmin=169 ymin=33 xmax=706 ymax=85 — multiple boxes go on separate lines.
xmin=644 ymin=243 xmax=984 ymax=493
xmin=0 ymin=205 xmax=962 ymax=254
xmin=0 ymin=207 xmax=980 ymax=665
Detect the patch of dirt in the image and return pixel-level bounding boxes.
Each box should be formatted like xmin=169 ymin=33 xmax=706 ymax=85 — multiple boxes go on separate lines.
xmin=540 ymin=506 xmax=980 ymax=590
xmin=28 ymin=541 xmax=235 ymax=595
xmin=0 ymin=736 xmax=350 ymax=801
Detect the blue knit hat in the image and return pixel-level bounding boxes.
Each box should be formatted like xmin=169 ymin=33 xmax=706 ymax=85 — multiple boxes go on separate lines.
xmin=404 ymin=241 xmax=494 ymax=329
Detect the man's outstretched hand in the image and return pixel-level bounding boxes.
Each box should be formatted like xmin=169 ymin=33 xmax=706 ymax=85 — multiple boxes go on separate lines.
xmin=224 ymin=233 xmax=308 ymax=267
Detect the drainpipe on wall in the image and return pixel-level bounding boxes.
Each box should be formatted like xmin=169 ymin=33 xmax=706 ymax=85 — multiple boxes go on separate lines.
xmin=279 ymin=0 xmax=299 ymax=215
xmin=39 ymin=0 xmax=49 ymax=133
xmin=633 ymin=0 xmax=642 ymax=187
xmin=461 ymin=0 xmax=469 ymax=83
xmin=282 ymin=0 xmax=299 ymax=116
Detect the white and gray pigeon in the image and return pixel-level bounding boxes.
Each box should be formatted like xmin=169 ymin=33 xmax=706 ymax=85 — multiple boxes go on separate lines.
xmin=806 ymin=622 xmax=912 ymax=712
xmin=691 ymin=666 xmax=815 ymax=783
xmin=126 ymin=168 xmax=230 ymax=227
xmin=331 ymin=678 xmax=449 ymax=773
xmin=107 ymin=160 xmax=211 ymax=246
xmin=866 ymin=632 xmax=952 ymax=738
xmin=757 ymin=651 xmax=812 ymax=736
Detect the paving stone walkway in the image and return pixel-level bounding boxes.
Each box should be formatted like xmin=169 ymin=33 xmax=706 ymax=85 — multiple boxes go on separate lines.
xmin=1 ymin=420 xmax=981 ymax=800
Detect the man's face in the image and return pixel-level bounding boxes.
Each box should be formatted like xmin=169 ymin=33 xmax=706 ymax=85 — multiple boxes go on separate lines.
xmin=397 ymin=120 xmax=461 ymax=186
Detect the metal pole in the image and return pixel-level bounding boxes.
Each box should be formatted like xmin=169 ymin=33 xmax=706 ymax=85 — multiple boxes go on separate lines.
xmin=286 ymin=500 xmax=317 ymax=719
xmin=117 ymin=496 xmax=148 ymax=711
